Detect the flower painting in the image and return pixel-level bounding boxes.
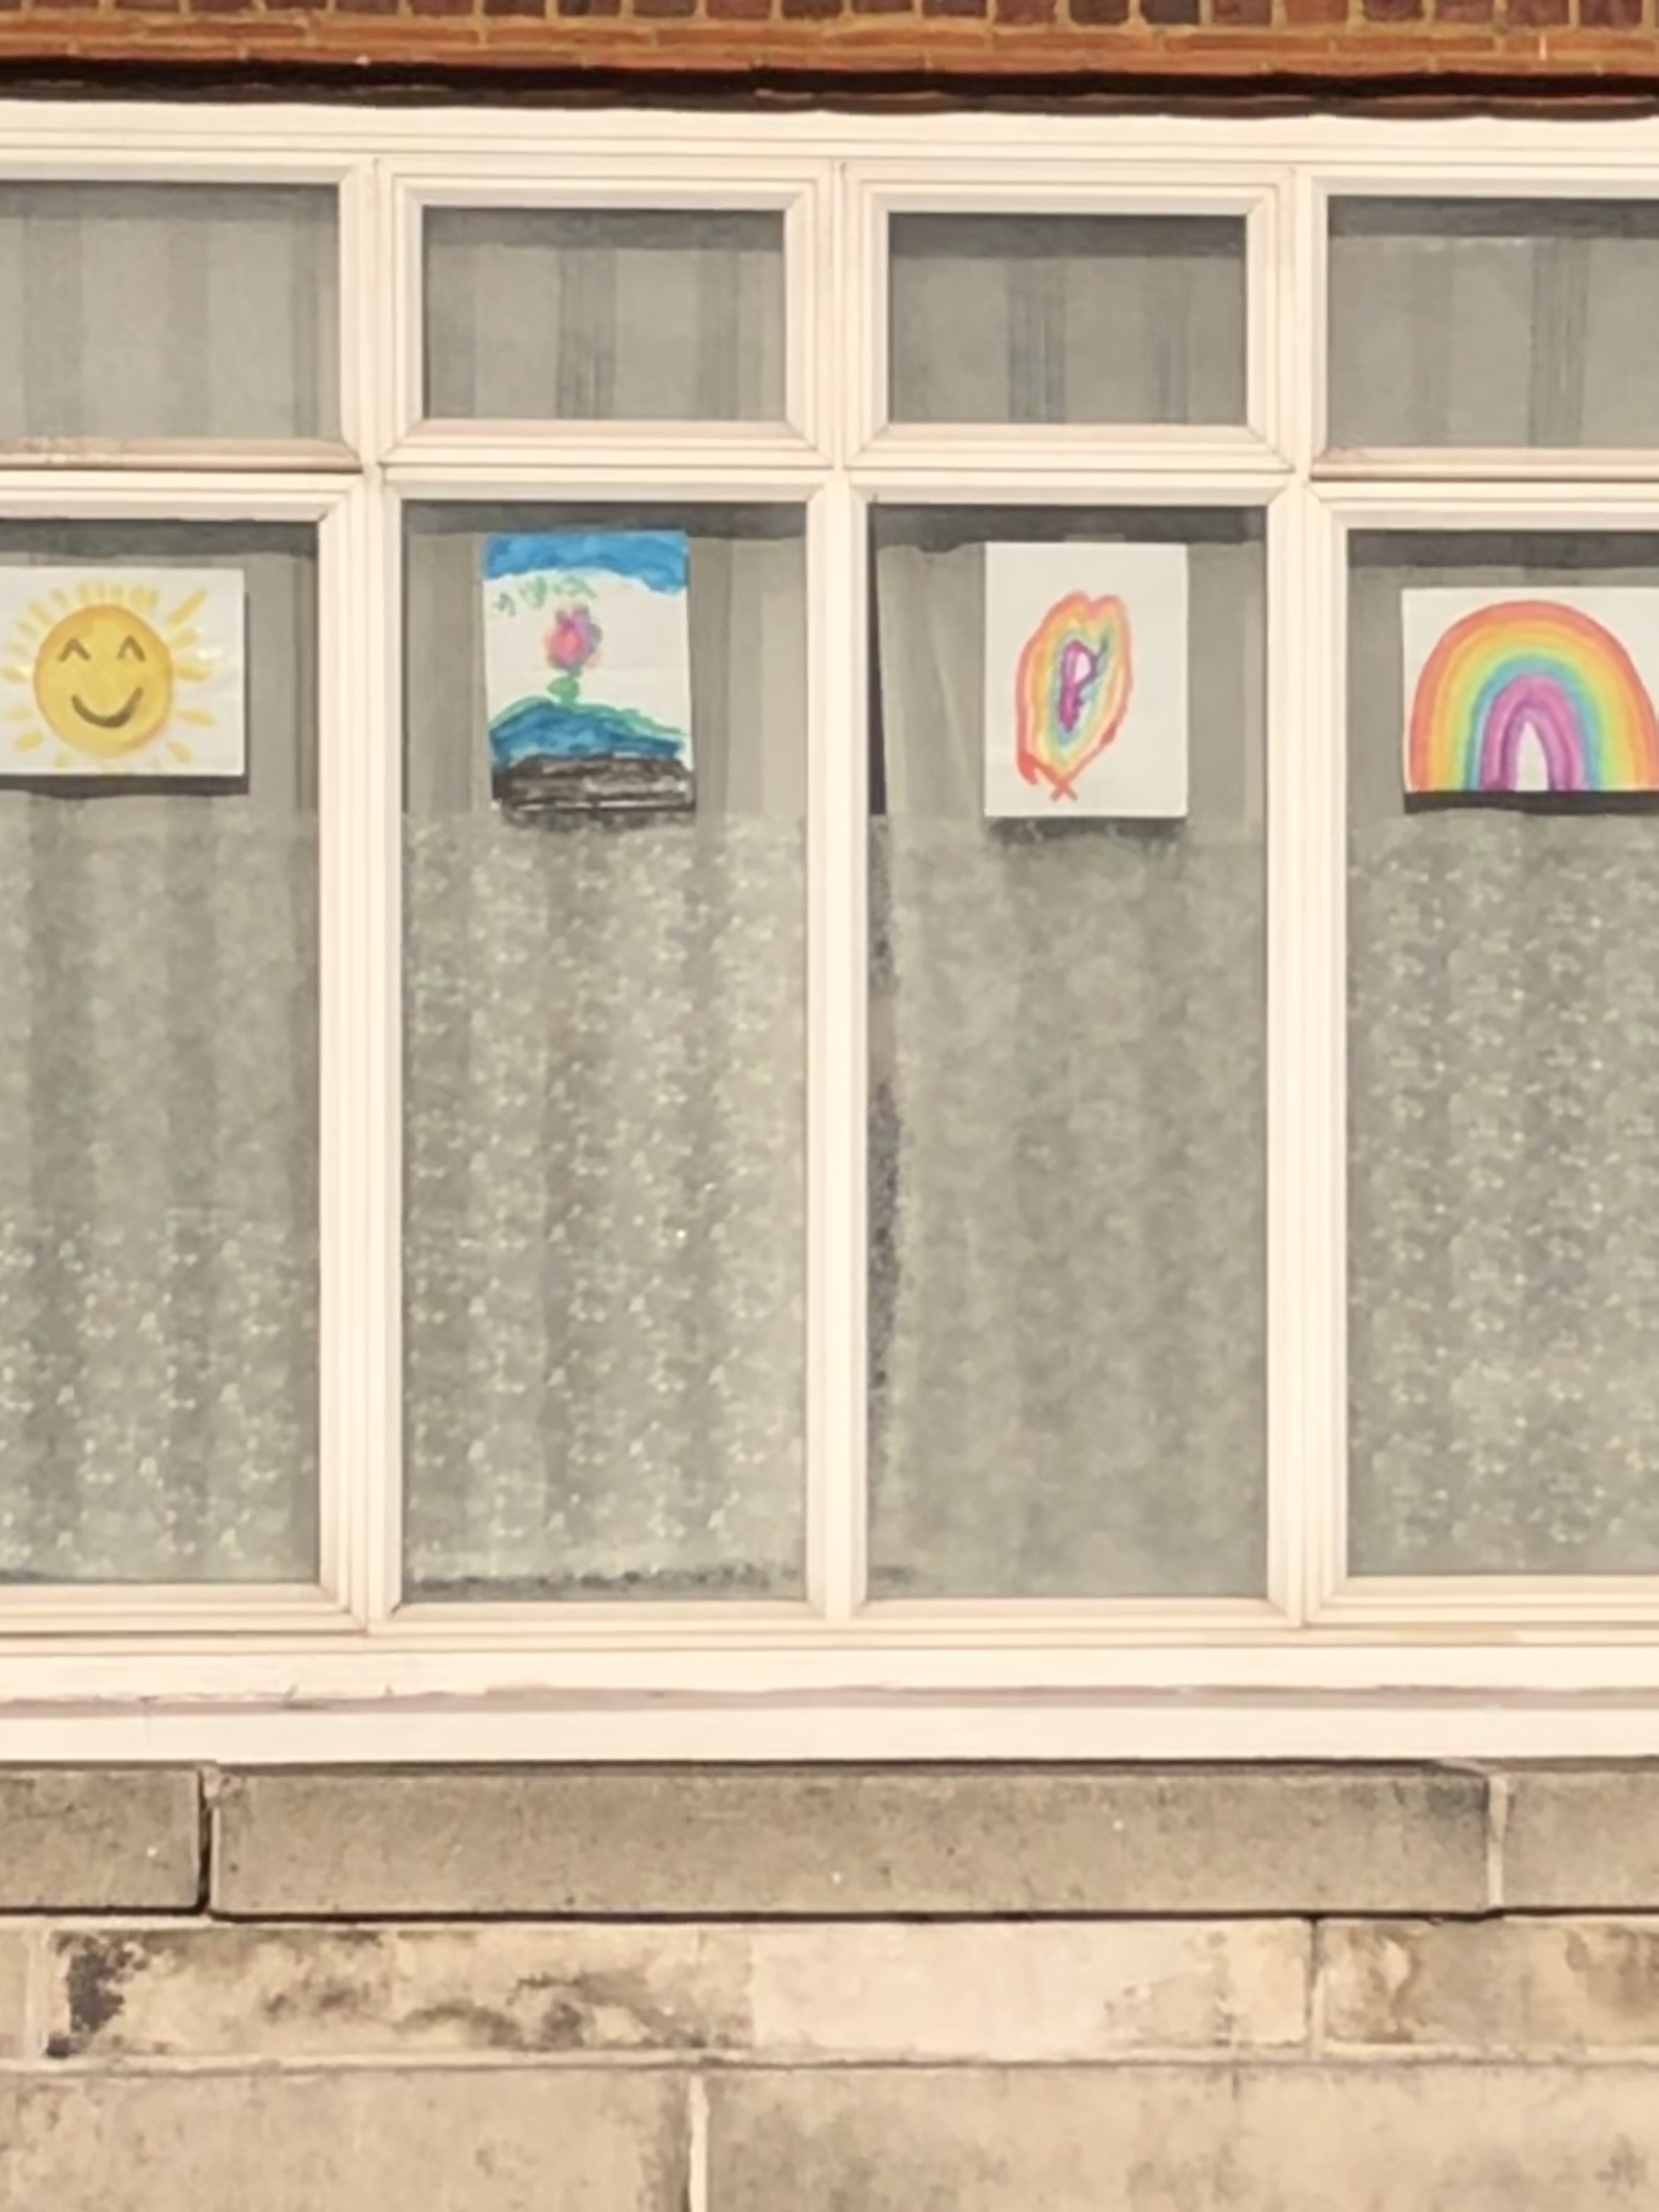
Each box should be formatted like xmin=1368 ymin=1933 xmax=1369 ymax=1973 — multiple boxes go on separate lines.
xmin=984 ymin=542 xmax=1188 ymax=820
xmin=0 ymin=567 xmax=245 ymax=784
xmin=481 ymin=531 xmax=693 ymax=817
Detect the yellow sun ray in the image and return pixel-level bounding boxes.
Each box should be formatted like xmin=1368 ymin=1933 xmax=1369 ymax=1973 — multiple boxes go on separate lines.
xmin=2 ymin=666 xmax=27 ymax=686
xmin=53 ymin=749 xmax=72 ymax=768
xmin=7 ymin=702 xmax=36 ymax=720
xmin=165 ymin=589 xmax=207 ymax=630
xmin=172 ymin=661 xmax=211 ymax=684
xmin=166 ymin=741 xmax=191 ymax=764
xmin=167 ymin=627 xmax=200 ymax=652
xmin=132 ymin=588 xmax=157 ymax=614
xmin=176 ymin=708 xmax=216 ymax=727
xmin=49 ymin=590 xmax=71 ymax=612
xmin=14 ymin=730 xmax=43 ymax=752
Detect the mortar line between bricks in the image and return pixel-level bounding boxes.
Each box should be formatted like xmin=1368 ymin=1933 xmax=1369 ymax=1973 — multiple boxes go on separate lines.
xmin=11 ymin=2049 xmax=1659 ymax=2076
xmin=686 ymin=2071 xmax=711 ymax=2212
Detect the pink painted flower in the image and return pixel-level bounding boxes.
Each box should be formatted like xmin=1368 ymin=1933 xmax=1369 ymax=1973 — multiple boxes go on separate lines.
xmin=545 ymin=605 xmax=600 ymax=675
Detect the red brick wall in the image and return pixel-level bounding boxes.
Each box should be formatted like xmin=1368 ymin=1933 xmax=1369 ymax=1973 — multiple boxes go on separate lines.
xmin=0 ymin=0 xmax=1651 ymax=85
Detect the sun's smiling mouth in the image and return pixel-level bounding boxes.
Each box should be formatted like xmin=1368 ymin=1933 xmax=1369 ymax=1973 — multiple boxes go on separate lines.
xmin=70 ymin=689 xmax=144 ymax=730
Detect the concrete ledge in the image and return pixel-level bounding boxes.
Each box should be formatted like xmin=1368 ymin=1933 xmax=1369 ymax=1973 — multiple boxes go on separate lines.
xmin=0 ymin=1770 xmax=200 ymax=1911
xmin=211 ymin=1766 xmax=1489 ymax=1918
xmin=0 ymin=2069 xmax=687 ymax=2211
xmin=708 ymin=2066 xmax=1659 ymax=2212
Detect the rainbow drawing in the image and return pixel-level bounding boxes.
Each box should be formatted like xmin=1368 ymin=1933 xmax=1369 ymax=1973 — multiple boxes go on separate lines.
xmin=1406 ymin=596 xmax=1659 ymax=797
xmin=1014 ymin=591 xmax=1133 ymax=804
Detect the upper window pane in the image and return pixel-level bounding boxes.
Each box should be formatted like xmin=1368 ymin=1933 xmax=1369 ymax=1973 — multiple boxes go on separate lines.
xmin=423 ymin=209 xmax=787 ymax=423
xmin=1328 ymin=199 xmax=1659 ymax=450
xmin=0 ymin=185 xmax=338 ymax=444
xmin=887 ymin=214 xmax=1248 ymax=427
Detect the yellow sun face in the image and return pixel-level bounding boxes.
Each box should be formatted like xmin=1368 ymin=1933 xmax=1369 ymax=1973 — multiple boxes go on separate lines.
xmin=33 ymin=603 xmax=173 ymax=758
xmin=3 ymin=578 xmax=220 ymax=773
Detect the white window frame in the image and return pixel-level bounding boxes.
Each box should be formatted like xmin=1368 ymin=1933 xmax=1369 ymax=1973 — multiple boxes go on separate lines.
xmin=8 ymin=103 xmax=1659 ymax=1763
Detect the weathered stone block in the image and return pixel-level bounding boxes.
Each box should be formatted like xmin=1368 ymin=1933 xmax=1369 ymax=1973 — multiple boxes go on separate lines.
xmin=1322 ymin=1917 xmax=1659 ymax=2051
xmin=0 ymin=2068 xmax=686 ymax=2212
xmin=746 ymin=1922 xmax=1310 ymax=2057
xmin=0 ymin=1769 xmax=200 ymax=1910
xmin=709 ymin=2066 xmax=1659 ymax=2212
xmin=37 ymin=1919 xmax=1306 ymax=2062
xmin=212 ymin=1766 xmax=1487 ymax=1915
xmin=0 ymin=1926 xmax=29 ymax=2056
xmin=1505 ymin=1769 xmax=1659 ymax=1909
xmin=42 ymin=1923 xmax=746 ymax=2060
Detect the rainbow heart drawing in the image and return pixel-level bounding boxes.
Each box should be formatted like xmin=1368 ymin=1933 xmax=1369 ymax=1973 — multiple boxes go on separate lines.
xmin=1405 ymin=594 xmax=1659 ymax=797
xmin=1014 ymin=592 xmax=1133 ymax=804
xmin=983 ymin=542 xmax=1188 ymax=821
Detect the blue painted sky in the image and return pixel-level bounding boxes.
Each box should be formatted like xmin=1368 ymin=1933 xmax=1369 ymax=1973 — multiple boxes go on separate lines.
xmin=482 ymin=531 xmax=688 ymax=593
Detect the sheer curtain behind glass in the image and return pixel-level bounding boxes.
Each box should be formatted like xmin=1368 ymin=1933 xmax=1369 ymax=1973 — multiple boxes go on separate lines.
xmin=1350 ymin=532 xmax=1659 ymax=1577
xmin=888 ymin=215 xmax=1247 ymax=426
xmin=0 ymin=186 xmax=338 ymax=441
xmin=402 ymin=505 xmax=805 ymax=1601
xmin=870 ymin=508 xmax=1266 ymax=1597
xmin=424 ymin=210 xmax=785 ymax=422
xmin=0 ymin=524 xmax=319 ymax=1583
xmin=1329 ymin=201 xmax=1659 ymax=449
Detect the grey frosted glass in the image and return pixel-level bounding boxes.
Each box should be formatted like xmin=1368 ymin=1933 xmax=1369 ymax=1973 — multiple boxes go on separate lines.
xmin=869 ymin=508 xmax=1267 ymax=1598
xmin=0 ymin=185 xmax=338 ymax=443
xmin=1350 ymin=532 xmax=1659 ymax=1576
xmin=888 ymin=214 xmax=1247 ymax=427
xmin=0 ymin=523 xmax=319 ymax=1584
xmin=402 ymin=503 xmax=805 ymax=1602
xmin=424 ymin=210 xmax=786 ymax=422
xmin=1329 ymin=200 xmax=1659 ymax=449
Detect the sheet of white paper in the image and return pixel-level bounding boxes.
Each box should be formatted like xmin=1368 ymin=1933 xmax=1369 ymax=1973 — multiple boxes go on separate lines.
xmin=984 ymin=541 xmax=1188 ymax=821
xmin=1401 ymin=584 xmax=1659 ymax=798
xmin=0 ymin=566 xmax=244 ymax=781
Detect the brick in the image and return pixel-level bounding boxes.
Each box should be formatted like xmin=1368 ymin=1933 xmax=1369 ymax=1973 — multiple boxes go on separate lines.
xmin=1070 ymin=0 xmax=1131 ymax=19
xmin=1506 ymin=0 xmax=1568 ymax=19
xmin=1323 ymin=1918 xmax=1659 ymax=2052
xmin=556 ymin=0 xmax=623 ymax=14
xmin=630 ymin=0 xmax=697 ymax=14
xmin=921 ymin=0 xmax=985 ymax=15
xmin=710 ymin=2067 xmax=1659 ymax=2212
xmin=0 ymin=1771 xmax=200 ymax=1912
xmin=1283 ymin=0 xmax=1349 ymax=18
xmin=41 ymin=1923 xmax=746 ymax=2061
xmin=995 ymin=0 xmax=1057 ymax=20
xmin=748 ymin=1922 xmax=1308 ymax=2058
xmin=1210 ymin=0 xmax=1272 ymax=20
xmin=781 ymin=0 xmax=842 ymax=15
xmin=1364 ymin=0 xmax=1423 ymax=16
xmin=1140 ymin=0 xmax=1200 ymax=19
xmin=1434 ymin=0 xmax=1493 ymax=20
xmin=1506 ymin=1770 xmax=1659 ymax=1909
xmin=1579 ymin=0 xmax=1641 ymax=22
xmin=708 ymin=0 xmax=772 ymax=17
xmin=212 ymin=1768 xmax=1488 ymax=1918
xmin=408 ymin=0 xmax=477 ymax=14
xmin=0 ymin=2070 xmax=685 ymax=2212
xmin=482 ymin=0 xmax=544 ymax=13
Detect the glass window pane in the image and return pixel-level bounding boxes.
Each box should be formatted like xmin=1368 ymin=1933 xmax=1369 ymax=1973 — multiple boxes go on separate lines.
xmin=869 ymin=507 xmax=1267 ymax=1598
xmin=888 ymin=214 xmax=1247 ymax=427
xmin=0 ymin=522 xmax=318 ymax=1583
xmin=1329 ymin=199 xmax=1659 ymax=449
xmin=424 ymin=210 xmax=786 ymax=423
xmin=0 ymin=185 xmax=338 ymax=443
xmin=402 ymin=502 xmax=805 ymax=1602
xmin=1349 ymin=532 xmax=1659 ymax=1575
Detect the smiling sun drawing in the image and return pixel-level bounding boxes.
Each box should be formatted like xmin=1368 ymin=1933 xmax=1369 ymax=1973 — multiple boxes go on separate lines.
xmin=1 ymin=570 xmax=244 ymax=778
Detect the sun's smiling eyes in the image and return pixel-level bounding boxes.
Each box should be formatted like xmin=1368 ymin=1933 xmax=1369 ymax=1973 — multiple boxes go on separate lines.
xmin=56 ymin=634 xmax=145 ymax=664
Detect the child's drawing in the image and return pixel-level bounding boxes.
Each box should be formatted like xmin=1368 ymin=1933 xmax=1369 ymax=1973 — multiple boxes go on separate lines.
xmin=1403 ymin=589 xmax=1659 ymax=798
xmin=985 ymin=543 xmax=1188 ymax=820
xmin=482 ymin=531 xmax=693 ymax=817
xmin=0 ymin=567 xmax=245 ymax=782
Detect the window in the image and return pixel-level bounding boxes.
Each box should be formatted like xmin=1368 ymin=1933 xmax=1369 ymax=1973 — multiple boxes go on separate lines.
xmin=8 ymin=108 xmax=1659 ymax=1763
